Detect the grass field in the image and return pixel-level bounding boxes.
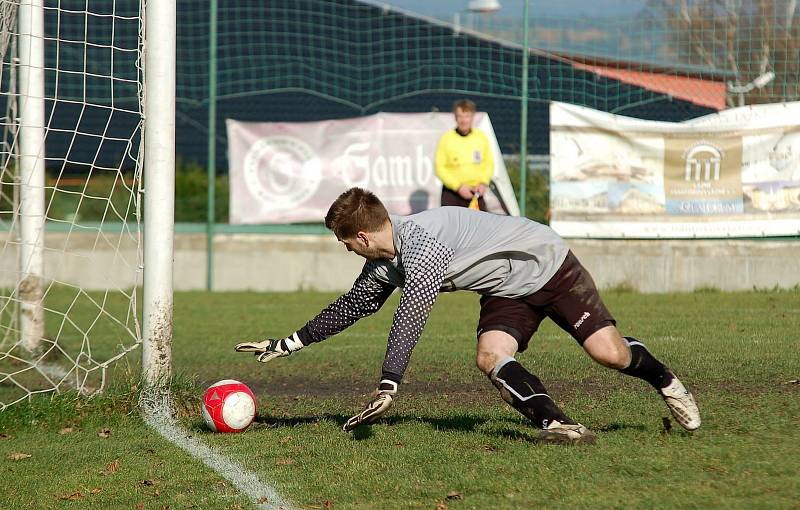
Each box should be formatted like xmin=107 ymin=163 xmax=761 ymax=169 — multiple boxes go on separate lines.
xmin=1 ymin=289 xmax=799 ymax=509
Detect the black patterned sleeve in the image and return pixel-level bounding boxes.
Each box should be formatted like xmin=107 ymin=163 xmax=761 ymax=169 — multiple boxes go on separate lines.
xmin=296 ymin=261 xmax=396 ymax=345
xmin=381 ymin=225 xmax=454 ymax=383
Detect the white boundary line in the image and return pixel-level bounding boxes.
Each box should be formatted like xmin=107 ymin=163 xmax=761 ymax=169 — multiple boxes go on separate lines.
xmin=140 ymin=390 xmax=292 ymax=510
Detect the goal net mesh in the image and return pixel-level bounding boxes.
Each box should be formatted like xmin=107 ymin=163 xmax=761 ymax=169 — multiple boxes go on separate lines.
xmin=0 ymin=0 xmax=144 ymax=408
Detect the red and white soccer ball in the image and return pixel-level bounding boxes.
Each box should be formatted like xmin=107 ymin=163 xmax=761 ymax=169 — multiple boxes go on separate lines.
xmin=202 ymin=379 xmax=256 ymax=433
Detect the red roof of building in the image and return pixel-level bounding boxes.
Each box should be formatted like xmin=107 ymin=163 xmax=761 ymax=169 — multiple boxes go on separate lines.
xmin=569 ymin=61 xmax=726 ymax=111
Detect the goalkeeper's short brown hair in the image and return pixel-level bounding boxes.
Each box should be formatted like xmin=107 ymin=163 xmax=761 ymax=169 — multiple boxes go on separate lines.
xmin=325 ymin=188 xmax=390 ymax=239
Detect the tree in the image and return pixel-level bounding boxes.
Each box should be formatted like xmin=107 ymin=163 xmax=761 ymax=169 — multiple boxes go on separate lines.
xmin=646 ymin=0 xmax=800 ymax=106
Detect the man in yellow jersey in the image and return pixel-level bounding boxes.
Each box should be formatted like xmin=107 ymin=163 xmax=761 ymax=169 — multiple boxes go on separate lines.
xmin=435 ymin=99 xmax=494 ymax=211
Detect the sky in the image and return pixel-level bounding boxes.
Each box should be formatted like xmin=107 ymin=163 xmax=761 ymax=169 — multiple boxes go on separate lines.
xmin=361 ymin=0 xmax=645 ymax=20
xmin=361 ymin=0 xmax=668 ymax=66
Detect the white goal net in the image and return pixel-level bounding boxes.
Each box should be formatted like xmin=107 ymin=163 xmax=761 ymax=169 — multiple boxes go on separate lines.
xmin=0 ymin=0 xmax=146 ymax=408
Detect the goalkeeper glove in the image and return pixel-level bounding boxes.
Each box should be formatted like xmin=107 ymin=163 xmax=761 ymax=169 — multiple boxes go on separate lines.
xmin=342 ymin=380 xmax=398 ymax=432
xmin=234 ymin=332 xmax=304 ymax=363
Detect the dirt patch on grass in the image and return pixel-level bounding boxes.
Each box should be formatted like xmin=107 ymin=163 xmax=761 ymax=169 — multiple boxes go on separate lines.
xmin=251 ymin=375 xmax=500 ymax=405
xmin=699 ymin=378 xmax=799 ymax=396
xmin=252 ymin=374 xmax=630 ymax=405
xmin=249 ymin=373 xmax=797 ymax=405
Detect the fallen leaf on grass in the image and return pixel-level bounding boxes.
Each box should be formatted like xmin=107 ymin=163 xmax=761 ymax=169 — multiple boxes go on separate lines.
xmin=323 ymin=500 xmax=333 ymax=509
xmin=257 ymin=497 xmax=269 ymax=504
xmin=276 ymin=458 xmax=294 ymax=466
xmin=58 ymin=427 xmax=74 ymax=435
xmin=89 ymin=488 xmax=102 ymax=495
xmin=7 ymin=452 xmax=31 ymax=461
xmin=101 ymin=459 xmax=120 ymax=475
xmin=136 ymin=503 xmax=144 ymax=510
xmin=97 ymin=427 xmax=111 ymax=438
xmin=446 ymin=491 xmax=463 ymax=500
xmin=59 ymin=491 xmax=84 ymax=500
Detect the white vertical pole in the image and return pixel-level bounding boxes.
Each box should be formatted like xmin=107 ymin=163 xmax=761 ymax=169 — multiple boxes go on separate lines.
xmin=142 ymin=0 xmax=176 ymax=386
xmin=17 ymin=0 xmax=45 ymax=353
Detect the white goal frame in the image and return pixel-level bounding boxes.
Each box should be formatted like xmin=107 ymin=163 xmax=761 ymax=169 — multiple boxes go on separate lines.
xmin=12 ymin=0 xmax=175 ymax=389
xmin=141 ymin=0 xmax=175 ymax=386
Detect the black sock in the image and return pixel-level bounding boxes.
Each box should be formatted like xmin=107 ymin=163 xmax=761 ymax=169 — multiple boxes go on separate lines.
xmin=490 ymin=358 xmax=575 ymax=429
xmin=619 ymin=337 xmax=674 ymax=389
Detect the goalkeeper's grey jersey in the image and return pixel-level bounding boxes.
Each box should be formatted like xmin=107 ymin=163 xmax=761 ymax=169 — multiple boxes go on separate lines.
xmin=297 ymin=207 xmax=569 ymax=382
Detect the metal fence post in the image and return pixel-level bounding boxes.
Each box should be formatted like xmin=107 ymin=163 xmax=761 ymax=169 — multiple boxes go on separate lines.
xmin=206 ymin=0 xmax=218 ymax=291
xmin=518 ymin=0 xmax=529 ymax=217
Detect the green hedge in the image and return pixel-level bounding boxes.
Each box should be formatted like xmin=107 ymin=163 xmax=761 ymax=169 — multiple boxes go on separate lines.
xmin=23 ymin=160 xmax=550 ymax=225
xmin=504 ymin=160 xmax=550 ymax=224
xmin=173 ymin=161 xmax=229 ymax=223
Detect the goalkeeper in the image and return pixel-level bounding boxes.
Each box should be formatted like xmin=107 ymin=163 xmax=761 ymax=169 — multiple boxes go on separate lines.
xmin=235 ymin=188 xmax=700 ymax=443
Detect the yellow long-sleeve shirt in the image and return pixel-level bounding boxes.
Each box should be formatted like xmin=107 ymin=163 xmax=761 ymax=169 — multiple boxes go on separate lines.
xmin=434 ymin=128 xmax=494 ymax=191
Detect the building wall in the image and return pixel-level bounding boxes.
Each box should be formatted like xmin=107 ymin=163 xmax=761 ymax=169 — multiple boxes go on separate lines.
xmin=2 ymin=233 xmax=797 ymax=293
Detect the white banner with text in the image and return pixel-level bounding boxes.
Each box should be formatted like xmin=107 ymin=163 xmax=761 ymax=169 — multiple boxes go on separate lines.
xmin=550 ymin=101 xmax=800 ymax=238
xmin=227 ymin=112 xmax=519 ymax=224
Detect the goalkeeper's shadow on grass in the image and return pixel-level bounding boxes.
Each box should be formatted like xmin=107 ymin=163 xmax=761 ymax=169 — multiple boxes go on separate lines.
xmin=251 ymin=412 xmax=490 ymax=435
xmin=253 ymin=415 xmax=376 ymax=440
xmin=189 ymin=413 xmax=649 ymax=440
xmin=485 ymin=421 xmax=648 ymax=443
xmin=596 ymin=422 xmax=648 ymax=432
xmin=388 ymin=414 xmax=488 ymax=432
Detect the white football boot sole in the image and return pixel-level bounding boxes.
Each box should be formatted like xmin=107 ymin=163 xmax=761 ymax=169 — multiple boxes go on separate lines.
xmin=661 ymin=375 xmax=701 ymax=431
xmin=537 ymin=420 xmax=596 ymax=445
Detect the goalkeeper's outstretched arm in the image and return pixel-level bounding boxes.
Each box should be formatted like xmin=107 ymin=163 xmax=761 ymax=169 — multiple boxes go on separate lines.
xmin=343 ymin=225 xmax=453 ymax=432
xmin=296 ymin=261 xmax=395 ymax=345
xmin=234 ymin=261 xmax=395 ymax=362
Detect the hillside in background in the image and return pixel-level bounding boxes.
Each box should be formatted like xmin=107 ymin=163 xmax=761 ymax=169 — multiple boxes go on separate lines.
xmin=362 ymin=0 xmax=668 ymax=65
xmin=368 ymin=1 xmax=798 ymax=79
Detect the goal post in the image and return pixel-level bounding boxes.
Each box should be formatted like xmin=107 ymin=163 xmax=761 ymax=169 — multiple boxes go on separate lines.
xmin=142 ymin=0 xmax=176 ymax=387
xmin=0 ymin=0 xmax=176 ymax=408
xmin=17 ymin=0 xmax=45 ymax=355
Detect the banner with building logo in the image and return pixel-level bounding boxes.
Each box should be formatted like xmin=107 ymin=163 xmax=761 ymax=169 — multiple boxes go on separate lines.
xmin=227 ymin=112 xmax=519 ymax=224
xmin=550 ymin=101 xmax=800 ymax=238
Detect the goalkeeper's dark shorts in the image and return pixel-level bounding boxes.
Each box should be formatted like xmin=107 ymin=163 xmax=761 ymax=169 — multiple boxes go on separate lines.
xmin=477 ymin=250 xmax=616 ymax=351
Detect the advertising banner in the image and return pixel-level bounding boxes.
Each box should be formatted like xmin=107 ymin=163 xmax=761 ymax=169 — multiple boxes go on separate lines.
xmin=227 ymin=112 xmax=519 ymax=224
xmin=550 ymin=101 xmax=800 ymax=238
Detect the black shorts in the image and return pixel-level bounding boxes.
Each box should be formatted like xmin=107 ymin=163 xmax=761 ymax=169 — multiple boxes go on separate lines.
xmin=476 ymin=251 xmax=615 ymax=351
